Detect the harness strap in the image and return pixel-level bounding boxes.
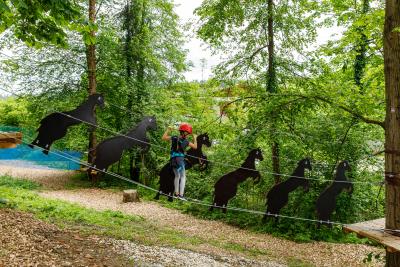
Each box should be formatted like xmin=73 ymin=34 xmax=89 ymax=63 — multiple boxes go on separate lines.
xmin=171 ymin=151 xmax=185 ymax=158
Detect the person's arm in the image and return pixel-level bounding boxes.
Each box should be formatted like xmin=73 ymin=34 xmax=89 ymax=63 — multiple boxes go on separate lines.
xmin=162 ymin=126 xmax=173 ymax=141
xmin=188 ymin=134 xmax=197 ymax=149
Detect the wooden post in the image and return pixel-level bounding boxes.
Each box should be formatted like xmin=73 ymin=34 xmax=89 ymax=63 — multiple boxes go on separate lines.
xmin=384 ymin=0 xmax=400 ymax=265
xmin=123 ymin=190 xmax=140 ymax=203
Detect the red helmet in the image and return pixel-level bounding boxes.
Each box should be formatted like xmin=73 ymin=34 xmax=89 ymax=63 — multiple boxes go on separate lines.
xmin=179 ymin=123 xmax=192 ymax=134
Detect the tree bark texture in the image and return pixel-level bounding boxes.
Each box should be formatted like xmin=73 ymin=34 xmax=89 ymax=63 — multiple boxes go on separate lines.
xmin=267 ymin=0 xmax=280 ymax=183
xmin=87 ymin=0 xmax=97 ymax=166
xmin=354 ymin=0 xmax=370 ymax=90
xmin=384 ymin=0 xmax=400 ymax=266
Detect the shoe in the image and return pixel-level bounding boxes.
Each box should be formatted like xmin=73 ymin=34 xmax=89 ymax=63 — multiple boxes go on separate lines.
xmin=178 ymin=195 xmax=186 ymax=201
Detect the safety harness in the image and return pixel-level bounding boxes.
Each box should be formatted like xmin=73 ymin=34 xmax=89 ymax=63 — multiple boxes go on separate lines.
xmin=170 ymin=136 xmax=188 ymax=170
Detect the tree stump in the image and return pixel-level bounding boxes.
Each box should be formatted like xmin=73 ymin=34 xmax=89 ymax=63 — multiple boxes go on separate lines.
xmin=123 ymin=190 xmax=140 ymax=203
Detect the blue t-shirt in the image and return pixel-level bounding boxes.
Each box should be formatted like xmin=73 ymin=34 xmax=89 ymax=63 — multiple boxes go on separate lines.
xmin=170 ymin=136 xmax=189 ymax=157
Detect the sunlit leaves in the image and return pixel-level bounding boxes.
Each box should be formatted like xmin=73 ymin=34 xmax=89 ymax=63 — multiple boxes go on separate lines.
xmin=0 ymin=0 xmax=81 ymax=47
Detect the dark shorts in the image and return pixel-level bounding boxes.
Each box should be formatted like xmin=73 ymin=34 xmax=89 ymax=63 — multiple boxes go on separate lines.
xmin=171 ymin=156 xmax=185 ymax=170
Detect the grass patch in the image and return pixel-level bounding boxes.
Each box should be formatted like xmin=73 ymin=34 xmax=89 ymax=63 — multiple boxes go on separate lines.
xmin=26 ymin=172 xmax=372 ymax=245
xmin=0 ymin=184 xmax=198 ymax=247
xmin=63 ymin=172 xmax=139 ymax=191
xmin=0 ymin=176 xmax=280 ymax=262
xmin=287 ymin=258 xmax=314 ymax=267
xmin=134 ymin=186 xmax=372 ymax=245
xmin=0 ymin=175 xmax=41 ymax=190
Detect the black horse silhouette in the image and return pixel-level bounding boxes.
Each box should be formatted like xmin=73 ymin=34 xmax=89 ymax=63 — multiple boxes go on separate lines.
xmin=186 ymin=133 xmax=212 ymax=171
xmin=29 ymin=94 xmax=105 ymax=154
xmin=89 ymin=116 xmax=157 ymax=179
xmin=315 ymin=160 xmax=353 ymax=228
xmin=263 ymin=158 xmax=312 ymax=222
xmin=154 ymin=133 xmax=212 ymax=202
xmin=210 ymin=148 xmax=263 ymax=213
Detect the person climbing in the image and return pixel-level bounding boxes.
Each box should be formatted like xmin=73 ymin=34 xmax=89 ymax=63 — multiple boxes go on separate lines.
xmin=162 ymin=123 xmax=197 ymax=200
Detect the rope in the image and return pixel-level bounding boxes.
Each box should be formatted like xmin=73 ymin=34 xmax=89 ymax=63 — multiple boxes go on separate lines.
xmin=0 ymin=84 xmax=385 ymax=170
xmin=0 ymin=70 xmax=382 ymax=170
xmin=0 ymin=131 xmax=396 ymax=234
xmin=0 ymin=87 xmax=385 ymax=185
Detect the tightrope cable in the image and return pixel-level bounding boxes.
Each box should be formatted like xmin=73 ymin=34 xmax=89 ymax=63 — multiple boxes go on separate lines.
xmin=0 ymin=131 xmax=394 ymax=234
xmin=0 ymin=87 xmax=385 ymax=185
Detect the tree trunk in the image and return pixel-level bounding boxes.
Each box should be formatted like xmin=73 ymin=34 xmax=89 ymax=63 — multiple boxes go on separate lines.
xmin=124 ymin=0 xmax=148 ymax=182
xmin=354 ymin=0 xmax=369 ymax=91
xmin=384 ymin=0 xmax=400 ymax=265
xmin=87 ymin=0 xmax=97 ymax=168
xmin=267 ymin=0 xmax=280 ymax=183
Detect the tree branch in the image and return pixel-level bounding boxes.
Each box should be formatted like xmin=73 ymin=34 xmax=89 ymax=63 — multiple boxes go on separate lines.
xmin=312 ymin=95 xmax=385 ymax=129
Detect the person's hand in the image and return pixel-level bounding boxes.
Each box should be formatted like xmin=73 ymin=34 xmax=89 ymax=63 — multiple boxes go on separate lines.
xmin=192 ymin=134 xmax=197 ymax=139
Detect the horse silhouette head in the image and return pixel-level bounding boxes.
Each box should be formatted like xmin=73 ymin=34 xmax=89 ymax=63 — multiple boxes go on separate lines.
xmin=89 ymin=93 xmax=105 ymax=108
xmin=298 ymin=158 xmax=312 ymax=192
xmin=252 ymin=148 xmax=263 ymax=183
xmin=338 ymin=160 xmax=351 ymax=172
xmin=198 ymin=132 xmax=212 ymax=147
xmin=301 ymin=158 xmax=312 ymax=171
xmin=253 ymin=148 xmax=264 ymax=161
xmin=337 ymin=160 xmax=353 ymax=194
xmin=145 ymin=115 xmax=157 ymax=130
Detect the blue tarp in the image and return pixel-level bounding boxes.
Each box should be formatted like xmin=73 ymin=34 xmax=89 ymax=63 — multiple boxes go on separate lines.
xmin=0 ymin=125 xmax=82 ymax=170
xmin=0 ymin=144 xmax=83 ymax=170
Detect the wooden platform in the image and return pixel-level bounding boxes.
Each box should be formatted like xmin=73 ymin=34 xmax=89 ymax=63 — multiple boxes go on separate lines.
xmin=343 ymin=218 xmax=400 ymax=252
xmin=0 ymin=132 xmax=22 ymax=149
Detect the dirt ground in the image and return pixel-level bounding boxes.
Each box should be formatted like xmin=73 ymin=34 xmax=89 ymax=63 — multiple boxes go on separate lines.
xmin=0 ymin=165 xmax=386 ymax=266
xmin=0 ymin=209 xmax=132 ymax=267
xmin=40 ymin=188 xmax=385 ymax=267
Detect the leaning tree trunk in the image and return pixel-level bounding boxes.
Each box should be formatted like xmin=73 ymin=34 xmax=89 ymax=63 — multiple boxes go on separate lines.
xmin=266 ymin=0 xmax=280 ymax=183
xmin=87 ymin=0 xmax=97 ymax=169
xmin=384 ymin=0 xmax=400 ymax=265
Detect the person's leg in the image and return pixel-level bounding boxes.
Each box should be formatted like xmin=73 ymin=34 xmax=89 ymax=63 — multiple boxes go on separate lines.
xmin=173 ymin=168 xmax=180 ymax=196
xmin=179 ymin=168 xmax=186 ymax=196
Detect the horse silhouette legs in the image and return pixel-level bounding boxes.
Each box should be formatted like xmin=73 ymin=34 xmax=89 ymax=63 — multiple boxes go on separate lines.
xmin=262 ymin=209 xmax=280 ymax=223
xmin=209 ymin=195 xmax=228 ymax=213
xmin=154 ymin=191 xmax=173 ymax=202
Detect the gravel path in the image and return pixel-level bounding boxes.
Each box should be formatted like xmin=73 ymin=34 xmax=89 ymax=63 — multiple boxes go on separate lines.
xmin=0 ymin=163 xmax=78 ymax=189
xmin=102 ymin=239 xmax=283 ymax=267
xmin=0 ymin=164 xmax=385 ymax=266
xmin=0 ymin=209 xmax=283 ymax=267
xmin=40 ymin=189 xmax=385 ymax=267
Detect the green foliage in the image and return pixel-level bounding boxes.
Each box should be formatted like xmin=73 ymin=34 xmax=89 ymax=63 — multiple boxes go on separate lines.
xmin=363 ymin=251 xmax=385 ymax=264
xmin=0 ymin=0 xmax=81 ymax=47
xmin=0 ymin=97 xmax=30 ymax=126
xmin=196 ymin=0 xmax=321 ymax=80
xmin=0 ymin=0 xmax=388 ymax=245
